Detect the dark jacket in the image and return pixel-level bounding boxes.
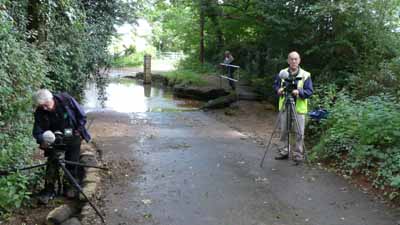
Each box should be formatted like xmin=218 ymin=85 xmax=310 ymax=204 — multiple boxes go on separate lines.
xmin=32 ymin=93 xmax=91 ymax=144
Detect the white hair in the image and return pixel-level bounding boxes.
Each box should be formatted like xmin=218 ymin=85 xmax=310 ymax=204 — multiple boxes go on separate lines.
xmin=35 ymin=89 xmax=53 ymax=105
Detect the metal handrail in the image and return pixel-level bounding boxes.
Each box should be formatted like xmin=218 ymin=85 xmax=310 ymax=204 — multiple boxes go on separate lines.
xmin=219 ymin=63 xmax=240 ymax=69
xmin=219 ymin=63 xmax=240 ymax=89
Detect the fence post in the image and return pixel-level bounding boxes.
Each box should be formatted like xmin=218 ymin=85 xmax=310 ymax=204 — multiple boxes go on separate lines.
xmin=144 ymin=54 xmax=152 ymax=84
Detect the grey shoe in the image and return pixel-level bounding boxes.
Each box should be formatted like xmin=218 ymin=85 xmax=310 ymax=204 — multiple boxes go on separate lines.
xmin=64 ymin=188 xmax=78 ymax=199
xmin=274 ymin=154 xmax=289 ymax=160
xmin=292 ymin=159 xmax=304 ymax=166
xmin=278 ymin=147 xmax=289 ymax=156
xmin=37 ymin=190 xmax=56 ymax=204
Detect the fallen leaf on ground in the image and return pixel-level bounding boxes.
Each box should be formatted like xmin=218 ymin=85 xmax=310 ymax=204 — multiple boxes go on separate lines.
xmin=142 ymin=199 xmax=152 ymax=205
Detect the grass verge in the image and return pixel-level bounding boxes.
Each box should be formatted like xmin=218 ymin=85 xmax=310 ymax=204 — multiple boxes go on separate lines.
xmin=162 ymin=69 xmax=208 ymax=87
xmin=111 ymin=52 xmax=144 ymax=68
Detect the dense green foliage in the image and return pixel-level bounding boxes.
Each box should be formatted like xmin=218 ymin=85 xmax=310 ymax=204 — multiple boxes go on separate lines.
xmin=144 ymin=0 xmax=400 ymax=197
xmin=144 ymin=1 xmax=198 ymax=53
xmin=0 ymin=0 xmax=136 ymax=214
xmin=310 ymin=94 xmax=400 ymax=193
xmin=146 ymin=0 xmax=400 ymax=96
xmin=0 ymin=5 xmax=48 ymax=213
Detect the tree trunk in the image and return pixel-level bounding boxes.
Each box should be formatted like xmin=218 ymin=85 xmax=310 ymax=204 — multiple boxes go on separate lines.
xmin=199 ymin=0 xmax=205 ymax=64
xmin=209 ymin=14 xmax=223 ymax=51
xmin=204 ymin=0 xmax=223 ymax=52
xmin=27 ymin=0 xmax=46 ymax=43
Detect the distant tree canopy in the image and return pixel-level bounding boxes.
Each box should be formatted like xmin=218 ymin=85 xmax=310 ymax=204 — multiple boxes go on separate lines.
xmin=145 ymin=0 xmax=400 ymax=97
xmin=20 ymin=0 xmax=137 ymax=93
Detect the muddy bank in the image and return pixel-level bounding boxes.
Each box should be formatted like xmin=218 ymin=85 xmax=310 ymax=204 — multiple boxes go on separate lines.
xmin=134 ymin=72 xmax=169 ymax=86
xmin=132 ymin=72 xmax=238 ymax=101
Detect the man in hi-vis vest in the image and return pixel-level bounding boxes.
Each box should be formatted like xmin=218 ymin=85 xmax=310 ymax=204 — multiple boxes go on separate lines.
xmin=273 ymin=51 xmax=313 ymax=165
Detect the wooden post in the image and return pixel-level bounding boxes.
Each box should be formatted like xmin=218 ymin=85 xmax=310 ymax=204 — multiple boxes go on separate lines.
xmin=144 ymin=54 xmax=152 ymax=84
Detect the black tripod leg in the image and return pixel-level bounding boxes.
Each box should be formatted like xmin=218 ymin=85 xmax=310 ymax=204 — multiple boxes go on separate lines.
xmin=57 ymin=160 xmax=106 ymax=224
xmin=0 ymin=163 xmax=47 ymax=176
xmin=63 ymin=160 xmax=108 ymax=170
xmin=260 ymin=109 xmax=283 ymax=168
xmin=286 ymin=104 xmax=291 ymax=160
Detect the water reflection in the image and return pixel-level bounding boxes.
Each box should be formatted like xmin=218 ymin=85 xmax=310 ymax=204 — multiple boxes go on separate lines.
xmin=144 ymin=84 xmax=151 ymax=98
xmin=95 ymin=75 xmax=108 ymax=108
xmin=83 ymin=78 xmax=201 ymax=113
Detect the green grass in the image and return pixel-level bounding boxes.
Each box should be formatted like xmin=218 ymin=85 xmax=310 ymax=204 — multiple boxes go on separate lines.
xmin=162 ymin=69 xmax=207 ymax=86
xmin=111 ymin=52 xmax=145 ymax=68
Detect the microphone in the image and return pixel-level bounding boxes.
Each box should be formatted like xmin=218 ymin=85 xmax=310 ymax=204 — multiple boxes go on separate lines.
xmin=43 ymin=130 xmax=56 ymax=144
xmin=278 ymin=70 xmax=289 ymax=80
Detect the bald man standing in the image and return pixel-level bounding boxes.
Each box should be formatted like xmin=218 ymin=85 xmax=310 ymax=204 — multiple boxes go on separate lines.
xmin=273 ymin=51 xmax=313 ymax=165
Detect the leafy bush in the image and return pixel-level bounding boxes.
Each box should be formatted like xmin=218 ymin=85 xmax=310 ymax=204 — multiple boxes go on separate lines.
xmin=176 ymin=56 xmax=216 ymax=74
xmin=311 ymin=94 xmax=400 ymax=191
xmin=0 ymin=11 xmax=47 ymax=214
xmin=305 ymin=83 xmax=338 ymax=146
xmin=250 ymin=75 xmax=274 ymax=97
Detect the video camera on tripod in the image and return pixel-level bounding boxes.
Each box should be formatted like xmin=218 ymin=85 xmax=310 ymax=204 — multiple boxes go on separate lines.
xmin=42 ymin=129 xmax=75 ymax=154
xmin=279 ymin=70 xmax=302 ymax=96
xmin=259 ymin=69 xmax=308 ymax=167
xmin=2 ymin=129 xmax=108 ymax=223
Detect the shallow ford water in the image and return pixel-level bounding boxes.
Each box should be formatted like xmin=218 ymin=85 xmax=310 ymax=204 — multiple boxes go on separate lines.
xmin=83 ymin=78 xmax=201 ymax=113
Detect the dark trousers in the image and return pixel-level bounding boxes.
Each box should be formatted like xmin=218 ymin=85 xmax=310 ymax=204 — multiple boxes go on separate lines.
xmin=45 ymin=135 xmax=81 ymax=192
xmin=227 ymin=67 xmax=235 ymax=90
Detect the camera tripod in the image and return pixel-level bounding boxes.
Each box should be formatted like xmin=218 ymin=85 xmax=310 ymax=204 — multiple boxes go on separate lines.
xmin=260 ymin=93 xmax=307 ymax=167
xmin=0 ymin=146 xmax=108 ymax=223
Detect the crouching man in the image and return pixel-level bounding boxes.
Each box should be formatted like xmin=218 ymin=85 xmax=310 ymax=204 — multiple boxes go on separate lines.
xmin=32 ymin=89 xmax=91 ymax=203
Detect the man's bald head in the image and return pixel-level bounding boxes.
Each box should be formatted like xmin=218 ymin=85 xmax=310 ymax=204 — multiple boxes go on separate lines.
xmin=288 ymin=51 xmax=300 ymax=59
xmin=287 ymin=51 xmax=301 ymax=72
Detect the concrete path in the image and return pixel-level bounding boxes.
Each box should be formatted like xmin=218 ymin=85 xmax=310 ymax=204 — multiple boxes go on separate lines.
xmin=90 ymin=111 xmax=399 ymax=225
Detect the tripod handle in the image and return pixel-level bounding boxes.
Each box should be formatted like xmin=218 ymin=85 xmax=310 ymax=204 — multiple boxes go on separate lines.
xmin=62 ymin=160 xmax=108 ymax=170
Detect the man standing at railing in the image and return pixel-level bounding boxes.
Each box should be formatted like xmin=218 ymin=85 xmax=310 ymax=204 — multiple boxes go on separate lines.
xmin=223 ymin=50 xmax=235 ymax=90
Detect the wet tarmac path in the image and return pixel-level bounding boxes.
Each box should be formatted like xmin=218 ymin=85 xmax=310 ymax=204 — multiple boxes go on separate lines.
xmin=83 ymin=71 xmax=399 ymax=225
xmin=90 ymin=111 xmax=400 ymax=225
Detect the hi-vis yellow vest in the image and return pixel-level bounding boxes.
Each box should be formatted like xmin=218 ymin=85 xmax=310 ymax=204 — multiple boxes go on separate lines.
xmin=278 ymin=68 xmax=311 ymax=114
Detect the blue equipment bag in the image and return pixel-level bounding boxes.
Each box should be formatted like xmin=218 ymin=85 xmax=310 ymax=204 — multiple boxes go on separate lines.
xmin=308 ymin=108 xmax=329 ymax=121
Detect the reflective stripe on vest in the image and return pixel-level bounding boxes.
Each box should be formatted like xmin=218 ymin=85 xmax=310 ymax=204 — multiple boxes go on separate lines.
xmin=278 ymin=68 xmax=310 ymax=114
